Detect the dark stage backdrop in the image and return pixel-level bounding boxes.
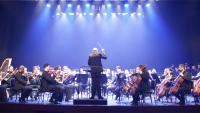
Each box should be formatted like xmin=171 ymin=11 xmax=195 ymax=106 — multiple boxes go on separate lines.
xmin=0 ymin=1 xmax=200 ymax=71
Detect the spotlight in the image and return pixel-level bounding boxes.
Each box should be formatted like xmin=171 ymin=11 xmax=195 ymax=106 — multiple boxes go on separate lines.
xmin=46 ymin=3 xmax=51 ymax=8
xmin=107 ymin=3 xmax=112 ymax=8
xmin=69 ymin=13 xmax=74 ymax=16
xmin=130 ymin=13 xmax=135 ymax=17
xmin=83 ymin=12 xmax=87 ymax=16
xmin=145 ymin=3 xmax=151 ymax=8
xmin=89 ymin=13 xmax=94 ymax=16
xmin=56 ymin=13 xmax=60 ymax=16
xmin=137 ymin=12 xmax=142 ymax=16
xmin=97 ymin=13 xmax=100 ymax=16
xmin=103 ymin=13 xmax=107 ymax=16
xmin=67 ymin=4 xmax=72 ymax=8
xmin=124 ymin=4 xmax=129 ymax=8
xmin=122 ymin=13 xmax=128 ymax=16
xmin=86 ymin=3 xmax=90 ymax=8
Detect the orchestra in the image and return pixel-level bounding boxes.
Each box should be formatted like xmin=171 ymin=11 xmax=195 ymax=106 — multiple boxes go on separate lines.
xmin=0 ymin=57 xmax=200 ymax=105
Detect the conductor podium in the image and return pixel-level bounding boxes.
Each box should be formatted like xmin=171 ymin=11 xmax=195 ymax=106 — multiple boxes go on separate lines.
xmin=73 ymin=99 xmax=107 ymax=105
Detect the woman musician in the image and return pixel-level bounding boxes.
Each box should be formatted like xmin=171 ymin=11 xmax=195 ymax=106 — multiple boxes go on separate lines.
xmin=130 ymin=65 xmax=150 ymax=105
xmin=168 ymin=64 xmax=192 ymax=105
xmin=155 ymin=68 xmax=173 ymax=100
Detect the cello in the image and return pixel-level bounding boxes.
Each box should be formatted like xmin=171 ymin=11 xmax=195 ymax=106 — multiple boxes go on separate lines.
xmin=193 ymin=78 xmax=200 ymax=94
xmin=168 ymin=74 xmax=184 ymax=95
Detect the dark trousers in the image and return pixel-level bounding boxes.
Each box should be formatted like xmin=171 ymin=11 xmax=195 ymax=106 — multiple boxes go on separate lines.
xmin=48 ymin=85 xmax=63 ymax=102
xmin=132 ymin=89 xmax=141 ymax=104
xmin=91 ymin=73 xmax=102 ymax=98
xmin=0 ymin=85 xmax=8 ymax=102
xmin=21 ymin=86 xmax=32 ymax=99
xmin=174 ymin=88 xmax=186 ymax=104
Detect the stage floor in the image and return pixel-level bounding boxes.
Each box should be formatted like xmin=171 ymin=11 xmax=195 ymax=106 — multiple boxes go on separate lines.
xmin=0 ymin=94 xmax=200 ymax=113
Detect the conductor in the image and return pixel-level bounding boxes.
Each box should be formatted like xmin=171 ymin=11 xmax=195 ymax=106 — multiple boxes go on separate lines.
xmin=88 ymin=48 xmax=107 ymax=99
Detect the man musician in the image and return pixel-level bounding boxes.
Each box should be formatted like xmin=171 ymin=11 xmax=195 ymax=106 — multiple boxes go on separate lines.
xmin=171 ymin=64 xmax=192 ymax=105
xmin=88 ymin=48 xmax=107 ymax=99
xmin=40 ymin=64 xmax=63 ymax=104
xmin=12 ymin=65 xmax=32 ymax=103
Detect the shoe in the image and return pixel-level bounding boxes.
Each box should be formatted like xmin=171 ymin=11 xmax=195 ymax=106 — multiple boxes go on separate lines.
xmin=177 ymin=101 xmax=185 ymax=105
xmin=98 ymin=96 xmax=104 ymax=100
xmin=19 ymin=98 xmax=26 ymax=103
xmin=89 ymin=97 xmax=94 ymax=99
xmin=131 ymin=100 xmax=138 ymax=106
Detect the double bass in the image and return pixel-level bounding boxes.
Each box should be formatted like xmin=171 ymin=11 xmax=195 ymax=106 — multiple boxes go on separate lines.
xmin=168 ymin=74 xmax=184 ymax=94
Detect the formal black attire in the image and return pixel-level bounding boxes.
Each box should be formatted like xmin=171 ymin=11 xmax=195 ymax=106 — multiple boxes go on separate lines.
xmin=40 ymin=71 xmax=63 ymax=103
xmin=174 ymin=70 xmax=192 ymax=105
xmin=12 ymin=72 xmax=32 ymax=102
xmin=132 ymin=71 xmax=150 ymax=105
xmin=88 ymin=54 xmax=107 ymax=99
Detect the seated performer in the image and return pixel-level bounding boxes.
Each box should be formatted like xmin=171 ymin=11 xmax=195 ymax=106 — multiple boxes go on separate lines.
xmin=170 ymin=64 xmax=192 ymax=105
xmin=131 ymin=65 xmax=150 ymax=105
xmin=40 ymin=64 xmax=63 ymax=104
xmin=12 ymin=65 xmax=32 ymax=103
xmin=113 ymin=66 xmax=126 ymax=100
xmin=88 ymin=48 xmax=107 ymax=99
xmin=156 ymin=68 xmax=173 ymax=99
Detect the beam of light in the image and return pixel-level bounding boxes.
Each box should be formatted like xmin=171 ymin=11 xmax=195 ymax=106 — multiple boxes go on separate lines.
xmin=103 ymin=13 xmax=107 ymax=16
xmin=145 ymin=3 xmax=151 ymax=8
xmin=46 ymin=3 xmax=51 ymax=8
xmin=107 ymin=3 xmax=112 ymax=8
xmin=85 ymin=3 xmax=90 ymax=8
xmin=67 ymin=4 xmax=72 ymax=8
xmin=69 ymin=12 xmax=74 ymax=16
xmin=56 ymin=13 xmax=60 ymax=16
xmin=89 ymin=13 xmax=94 ymax=16
xmin=137 ymin=12 xmax=142 ymax=16
xmin=124 ymin=4 xmax=129 ymax=8
xmin=122 ymin=13 xmax=128 ymax=16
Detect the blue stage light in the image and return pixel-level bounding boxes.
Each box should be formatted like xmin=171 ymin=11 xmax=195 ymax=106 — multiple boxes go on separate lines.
xmin=124 ymin=4 xmax=129 ymax=8
xmin=67 ymin=4 xmax=72 ymax=8
xmin=86 ymin=3 xmax=90 ymax=8
xmin=145 ymin=3 xmax=151 ymax=8
xmin=46 ymin=3 xmax=51 ymax=8
xmin=107 ymin=3 xmax=112 ymax=8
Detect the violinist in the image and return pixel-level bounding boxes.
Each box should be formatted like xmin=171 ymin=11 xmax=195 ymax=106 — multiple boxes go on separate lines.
xmin=40 ymin=64 xmax=63 ymax=104
xmin=12 ymin=65 xmax=32 ymax=103
xmin=131 ymin=65 xmax=150 ymax=105
xmin=170 ymin=64 xmax=192 ymax=105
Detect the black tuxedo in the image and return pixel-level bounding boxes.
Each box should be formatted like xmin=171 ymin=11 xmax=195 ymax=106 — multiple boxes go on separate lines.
xmin=13 ymin=72 xmax=32 ymax=101
xmin=41 ymin=71 xmax=63 ymax=103
xmin=88 ymin=54 xmax=107 ymax=99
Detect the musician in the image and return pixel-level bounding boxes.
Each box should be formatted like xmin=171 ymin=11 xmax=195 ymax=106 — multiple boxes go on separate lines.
xmin=1 ymin=66 xmax=15 ymax=87
xmin=156 ymin=68 xmax=174 ymax=99
xmin=150 ymin=68 xmax=161 ymax=91
xmin=113 ymin=66 xmax=126 ymax=100
xmin=12 ymin=65 xmax=32 ymax=103
xmin=29 ymin=66 xmax=41 ymax=87
xmin=173 ymin=64 xmax=192 ymax=105
xmin=40 ymin=64 xmax=63 ymax=104
xmin=88 ymin=48 xmax=107 ymax=99
xmin=131 ymin=65 xmax=150 ymax=105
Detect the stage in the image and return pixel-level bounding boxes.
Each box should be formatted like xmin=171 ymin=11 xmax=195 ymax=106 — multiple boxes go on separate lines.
xmin=0 ymin=101 xmax=200 ymax=113
xmin=0 ymin=95 xmax=200 ymax=113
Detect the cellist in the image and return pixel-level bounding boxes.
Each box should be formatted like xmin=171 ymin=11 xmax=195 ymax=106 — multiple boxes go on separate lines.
xmin=131 ymin=65 xmax=150 ymax=105
xmin=170 ymin=64 xmax=192 ymax=105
